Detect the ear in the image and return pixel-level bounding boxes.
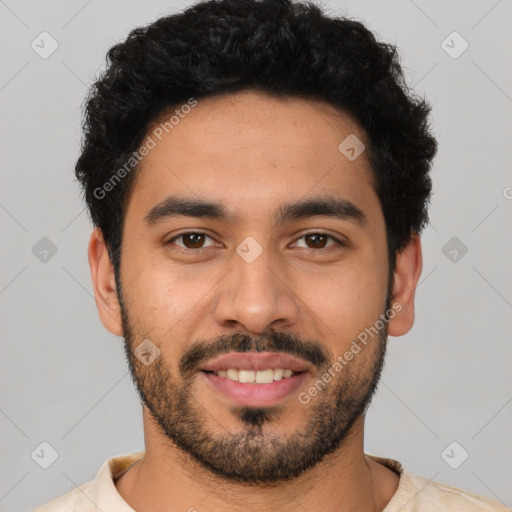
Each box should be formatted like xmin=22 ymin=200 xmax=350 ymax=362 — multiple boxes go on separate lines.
xmin=88 ymin=228 xmax=123 ymax=336
xmin=387 ymin=232 xmax=423 ymax=337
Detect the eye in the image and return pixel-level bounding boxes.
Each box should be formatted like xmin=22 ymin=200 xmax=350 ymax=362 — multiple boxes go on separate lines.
xmin=165 ymin=231 xmax=344 ymax=253
xmin=167 ymin=231 xmax=218 ymax=250
xmin=291 ymin=233 xmax=344 ymax=250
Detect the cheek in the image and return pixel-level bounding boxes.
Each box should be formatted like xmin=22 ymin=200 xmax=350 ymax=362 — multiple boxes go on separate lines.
xmin=294 ymin=254 xmax=388 ymax=339
xmin=122 ymin=258 xmax=217 ymax=337
xmin=129 ymin=275 xmax=189 ymax=325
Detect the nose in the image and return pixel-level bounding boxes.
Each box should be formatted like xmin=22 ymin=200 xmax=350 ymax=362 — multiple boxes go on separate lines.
xmin=213 ymin=246 xmax=300 ymax=334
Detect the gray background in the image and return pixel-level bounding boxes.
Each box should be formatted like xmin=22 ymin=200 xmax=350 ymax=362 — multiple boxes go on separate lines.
xmin=1 ymin=0 xmax=511 ymax=510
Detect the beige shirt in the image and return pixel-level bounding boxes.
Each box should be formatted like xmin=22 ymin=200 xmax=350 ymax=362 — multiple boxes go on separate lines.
xmin=33 ymin=451 xmax=509 ymax=511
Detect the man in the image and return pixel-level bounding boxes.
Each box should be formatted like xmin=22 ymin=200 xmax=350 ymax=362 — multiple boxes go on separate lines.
xmin=34 ymin=0 xmax=507 ymax=510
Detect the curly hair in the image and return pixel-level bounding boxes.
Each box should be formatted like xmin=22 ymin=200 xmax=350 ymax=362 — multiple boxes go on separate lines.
xmin=76 ymin=0 xmax=437 ymax=281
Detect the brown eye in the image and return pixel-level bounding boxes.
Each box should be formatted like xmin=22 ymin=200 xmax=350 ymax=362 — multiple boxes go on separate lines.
xmin=291 ymin=233 xmax=343 ymax=250
xmin=168 ymin=232 xmax=217 ymax=250
xmin=181 ymin=233 xmax=206 ymax=248
xmin=304 ymin=234 xmax=328 ymax=249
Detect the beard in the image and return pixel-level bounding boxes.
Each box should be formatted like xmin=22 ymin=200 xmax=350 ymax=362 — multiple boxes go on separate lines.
xmin=119 ymin=289 xmax=391 ymax=485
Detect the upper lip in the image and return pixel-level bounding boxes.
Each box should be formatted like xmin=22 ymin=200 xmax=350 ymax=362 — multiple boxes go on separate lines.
xmin=200 ymin=352 xmax=312 ymax=373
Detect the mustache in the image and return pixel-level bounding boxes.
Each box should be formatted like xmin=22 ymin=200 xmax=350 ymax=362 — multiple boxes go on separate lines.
xmin=179 ymin=328 xmax=330 ymax=377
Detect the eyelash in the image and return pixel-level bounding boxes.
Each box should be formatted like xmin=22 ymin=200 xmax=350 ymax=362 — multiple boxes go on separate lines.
xmin=165 ymin=230 xmax=345 ymax=253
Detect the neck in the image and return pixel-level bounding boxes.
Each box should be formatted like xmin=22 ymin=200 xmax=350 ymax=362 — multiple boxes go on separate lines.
xmin=115 ymin=410 xmax=399 ymax=512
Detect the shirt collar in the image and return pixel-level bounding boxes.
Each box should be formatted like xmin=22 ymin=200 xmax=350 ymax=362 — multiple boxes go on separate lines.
xmin=94 ymin=451 xmax=145 ymax=511
xmin=92 ymin=451 xmax=406 ymax=510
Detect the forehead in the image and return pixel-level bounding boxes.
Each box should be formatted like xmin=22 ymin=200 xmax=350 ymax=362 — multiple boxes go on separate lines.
xmin=126 ymin=90 xmax=380 ymax=225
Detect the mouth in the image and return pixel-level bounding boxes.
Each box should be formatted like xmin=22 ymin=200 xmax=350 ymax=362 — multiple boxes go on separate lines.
xmin=199 ymin=352 xmax=311 ymax=407
xmin=204 ymin=367 xmax=300 ymax=382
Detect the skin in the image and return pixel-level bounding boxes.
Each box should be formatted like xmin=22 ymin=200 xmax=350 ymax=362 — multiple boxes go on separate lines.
xmin=88 ymin=90 xmax=423 ymax=511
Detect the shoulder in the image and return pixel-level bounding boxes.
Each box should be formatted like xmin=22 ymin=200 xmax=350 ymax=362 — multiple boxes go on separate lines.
xmin=32 ymin=451 xmax=144 ymax=512
xmin=366 ymin=454 xmax=509 ymax=512
xmin=32 ymin=481 xmax=96 ymax=512
xmin=389 ymin=472 xmax=510 ymax=511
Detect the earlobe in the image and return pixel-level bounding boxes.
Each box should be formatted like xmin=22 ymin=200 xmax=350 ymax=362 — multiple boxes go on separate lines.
xmin=88 ymin=228 xmax=124 ymax=336
xmin=387 ymin=233 xmax=423 ymax=337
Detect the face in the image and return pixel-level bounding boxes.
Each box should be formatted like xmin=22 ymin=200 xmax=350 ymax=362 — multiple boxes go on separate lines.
xmin=109 ymin=90 xmax=398 ymax=483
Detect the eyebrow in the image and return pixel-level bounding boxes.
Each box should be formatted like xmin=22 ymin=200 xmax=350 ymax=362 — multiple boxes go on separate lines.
xmin=144 ymin=194 xmax=367 ymax=227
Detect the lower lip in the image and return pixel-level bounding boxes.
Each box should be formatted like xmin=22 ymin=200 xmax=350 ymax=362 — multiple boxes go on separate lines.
xmin=201 ymin=371 xmax=308 ymax=407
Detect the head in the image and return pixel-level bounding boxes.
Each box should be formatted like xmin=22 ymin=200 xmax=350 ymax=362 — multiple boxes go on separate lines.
xmin=83 ymin=0 xmax=436 ymax=484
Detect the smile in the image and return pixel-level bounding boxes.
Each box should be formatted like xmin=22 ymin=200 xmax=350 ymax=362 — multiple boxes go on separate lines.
xmin=206 ymin=368 xmax=297 ymax=383
xmin=201 ymin=370 xmax=308 ymax=407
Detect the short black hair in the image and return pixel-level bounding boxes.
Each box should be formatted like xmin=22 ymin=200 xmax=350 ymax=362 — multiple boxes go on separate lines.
xmin=76 ymin=0 xmax=437 ymax=283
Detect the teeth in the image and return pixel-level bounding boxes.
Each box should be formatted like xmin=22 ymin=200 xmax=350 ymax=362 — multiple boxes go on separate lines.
xmin=273 ymin=368 xmax=284 ymax=381
xmin=238 ymin=370 xmax=255 ymax=383
xmin=226 ymin=369 xmax=239 ymax=381
xmin=255 ymin=369 xmax=274 ymax=383
xmin=212 ymin=368 xmax=298 ymax=383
